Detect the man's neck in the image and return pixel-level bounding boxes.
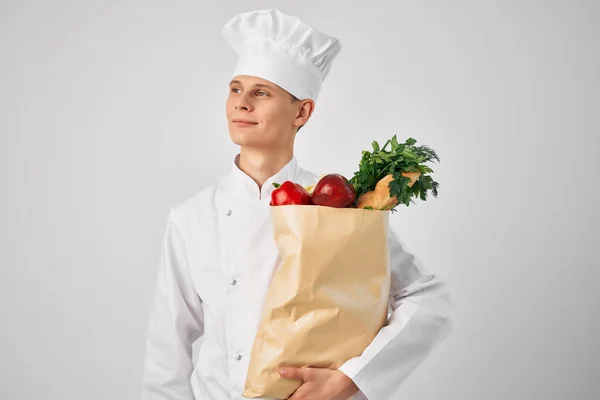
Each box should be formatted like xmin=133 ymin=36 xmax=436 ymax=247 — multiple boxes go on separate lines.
xmin=238 ymin=147 xmax=293 ymax=190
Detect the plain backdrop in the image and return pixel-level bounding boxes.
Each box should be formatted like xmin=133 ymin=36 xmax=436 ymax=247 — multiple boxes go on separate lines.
xmin=1 ymin=0 xmax=599 ymax=399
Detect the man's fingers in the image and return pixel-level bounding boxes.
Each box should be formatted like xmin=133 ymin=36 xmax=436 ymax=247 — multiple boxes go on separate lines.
xmin=287 ymin=383 xmax=310 ymax=400
xmin=279 ymin=366 xmax=311 ymax=380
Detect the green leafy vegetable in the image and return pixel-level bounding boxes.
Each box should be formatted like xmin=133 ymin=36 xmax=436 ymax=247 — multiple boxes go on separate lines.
xmin=349 ymin=135 xmax=440 ymax=211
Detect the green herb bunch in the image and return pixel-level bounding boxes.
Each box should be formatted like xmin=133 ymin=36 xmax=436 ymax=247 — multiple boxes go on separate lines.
xmin=349 ymin=135 xmax=440 ymax=210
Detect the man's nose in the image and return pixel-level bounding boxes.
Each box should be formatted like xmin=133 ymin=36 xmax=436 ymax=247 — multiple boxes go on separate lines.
xmin=235 ymin=94 xmax=253 ymax=111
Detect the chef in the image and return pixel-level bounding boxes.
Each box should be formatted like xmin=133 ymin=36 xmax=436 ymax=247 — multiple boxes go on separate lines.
xmin=140 ymin=8 xmax=454 ymax=400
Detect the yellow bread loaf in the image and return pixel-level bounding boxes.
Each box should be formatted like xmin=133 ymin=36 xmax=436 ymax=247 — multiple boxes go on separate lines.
xmin=355 ymin=172 xmax=420 ymax=210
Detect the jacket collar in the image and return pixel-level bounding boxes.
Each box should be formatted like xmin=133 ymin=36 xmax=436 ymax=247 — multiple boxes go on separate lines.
xmin=230 ymin=153 xmax=300 ymax=200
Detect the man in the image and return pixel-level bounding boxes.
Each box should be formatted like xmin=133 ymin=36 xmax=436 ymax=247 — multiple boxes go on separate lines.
xmin=141 ymin=8 xmax=453 ymax=400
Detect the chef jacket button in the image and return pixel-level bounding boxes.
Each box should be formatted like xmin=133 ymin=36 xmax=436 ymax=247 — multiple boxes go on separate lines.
xmin=226 ymin=209 xmax=232 ymax=216
xmin=230 ymin=278 xmax=237 ymax=286
xmin=235 ymin=354 xmax=243 ymax=361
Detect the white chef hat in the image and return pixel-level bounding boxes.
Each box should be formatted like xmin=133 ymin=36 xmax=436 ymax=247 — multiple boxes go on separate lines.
xmin=221 ymin=8 xmax=342 ymax=102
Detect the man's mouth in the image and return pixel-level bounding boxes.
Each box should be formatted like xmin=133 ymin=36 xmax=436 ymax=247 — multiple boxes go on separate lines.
xmin=232 ymin=119 xmax=258 ymax=127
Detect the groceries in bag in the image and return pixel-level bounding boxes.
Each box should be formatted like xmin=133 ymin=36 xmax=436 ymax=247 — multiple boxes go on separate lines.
xmin=242 ymin=135 xmax=440 ymax=399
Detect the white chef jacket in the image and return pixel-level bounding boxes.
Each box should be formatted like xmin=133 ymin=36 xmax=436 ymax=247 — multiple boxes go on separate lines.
xmin=140 ymin=154 xmax=454 ymax=400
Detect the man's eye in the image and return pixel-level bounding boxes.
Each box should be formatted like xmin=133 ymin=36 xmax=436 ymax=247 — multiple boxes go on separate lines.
xmin=230 ymin=88 xmax=268 ymax=96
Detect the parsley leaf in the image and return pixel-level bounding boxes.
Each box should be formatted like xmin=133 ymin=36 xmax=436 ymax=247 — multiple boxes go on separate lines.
xmin=349 ymin=135 xmax=440 ymax=211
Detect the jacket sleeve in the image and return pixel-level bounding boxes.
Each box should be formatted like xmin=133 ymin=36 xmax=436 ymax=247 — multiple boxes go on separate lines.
xmin=338 ymin=225 xmax=454 ymax=400
xmin=141 ymin=207 xmax=205 ymax=400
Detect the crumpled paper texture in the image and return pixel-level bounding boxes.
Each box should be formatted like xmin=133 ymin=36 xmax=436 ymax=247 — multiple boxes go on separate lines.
xmin=242 ymin=205 xmax=391 ymax=399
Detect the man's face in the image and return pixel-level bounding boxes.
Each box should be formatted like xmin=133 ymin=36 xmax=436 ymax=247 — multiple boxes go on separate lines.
xmin=225 ymin=75 xmax=305 ymax=149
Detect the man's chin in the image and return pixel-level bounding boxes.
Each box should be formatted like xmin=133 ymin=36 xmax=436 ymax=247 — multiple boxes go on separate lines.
xmin=229 ymin=135 xmax=262 ymax=148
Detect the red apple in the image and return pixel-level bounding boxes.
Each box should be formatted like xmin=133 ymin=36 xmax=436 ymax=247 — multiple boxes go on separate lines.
xmin=311 ymin=174 xmax=356 ymax=208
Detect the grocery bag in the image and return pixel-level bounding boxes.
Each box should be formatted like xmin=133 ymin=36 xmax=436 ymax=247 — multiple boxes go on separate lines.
xmin=242 ymin=205 xmax=391 ymax=399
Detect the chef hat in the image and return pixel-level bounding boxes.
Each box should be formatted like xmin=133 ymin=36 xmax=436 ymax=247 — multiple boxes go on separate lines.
xmin=221 ymin=8 xmax=342 ymax=102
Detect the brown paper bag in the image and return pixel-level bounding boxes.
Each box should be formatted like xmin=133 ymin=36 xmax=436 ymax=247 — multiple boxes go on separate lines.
xmin=242 ymin=205 xmax=391 ymax=399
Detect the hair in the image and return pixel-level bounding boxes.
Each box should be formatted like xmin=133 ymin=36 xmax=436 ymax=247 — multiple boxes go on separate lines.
xmin=290 ymin=93 xmax=305 ymax=133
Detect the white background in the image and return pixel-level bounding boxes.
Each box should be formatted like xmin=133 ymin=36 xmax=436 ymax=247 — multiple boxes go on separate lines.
xmin=1 ymin=1 xmax=598 ymax=399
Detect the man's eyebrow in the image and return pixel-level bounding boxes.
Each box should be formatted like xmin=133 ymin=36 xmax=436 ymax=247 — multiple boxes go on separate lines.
xmin=229 ymin=80 xmax=276 ymax=90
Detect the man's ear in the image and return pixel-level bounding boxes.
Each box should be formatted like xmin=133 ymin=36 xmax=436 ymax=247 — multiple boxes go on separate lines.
xmin=295 ymin=99 xmax=315 ymax=130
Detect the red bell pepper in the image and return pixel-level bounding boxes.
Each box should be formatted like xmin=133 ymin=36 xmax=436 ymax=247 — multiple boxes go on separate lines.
xmin=270 ymin=181 xmax=312 ymax=206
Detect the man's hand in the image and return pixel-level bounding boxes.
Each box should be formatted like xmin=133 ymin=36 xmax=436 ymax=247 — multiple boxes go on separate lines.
xmin=278 ymin=366 xmax=360 ymax=400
